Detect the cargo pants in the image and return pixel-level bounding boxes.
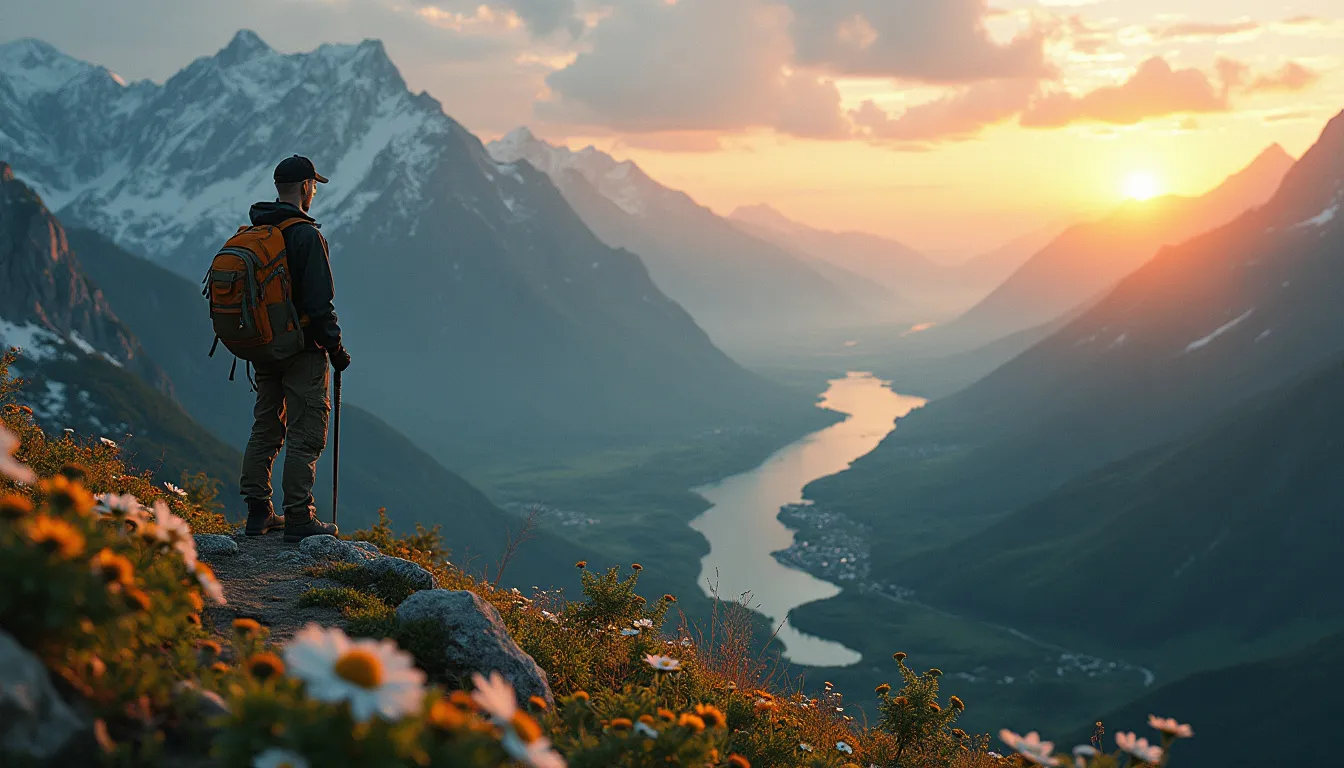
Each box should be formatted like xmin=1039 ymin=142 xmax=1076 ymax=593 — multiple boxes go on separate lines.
xmin=239 ymin=349 xmax=330 ymax=522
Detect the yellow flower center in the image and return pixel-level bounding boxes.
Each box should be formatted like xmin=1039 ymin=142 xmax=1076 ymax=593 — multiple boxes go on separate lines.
xmin=334 ymin=649 xmax=384 ymax=689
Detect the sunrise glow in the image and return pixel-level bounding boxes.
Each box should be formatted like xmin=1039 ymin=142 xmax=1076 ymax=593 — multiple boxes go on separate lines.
xmin=1123 ymin=171 xmax=1162 ymax=201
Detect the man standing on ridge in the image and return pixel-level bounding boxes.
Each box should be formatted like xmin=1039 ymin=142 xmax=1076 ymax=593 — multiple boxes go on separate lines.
xmin=239 ymin=155 xmax=352 ymax=542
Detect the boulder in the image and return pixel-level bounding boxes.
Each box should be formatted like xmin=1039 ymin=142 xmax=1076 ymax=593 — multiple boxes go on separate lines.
xmin=366 ymin=556 xmax=437 ymax=591
xmin=351 ymin=541 xmax=381 ymax=554
xmin=0 ymin=631 xmax=88 ymax=759
xmin=396 ymin=590 xmax=552 ymax=707
xmin=192 ymin=534 xmax=238 ymax=559
xmin=298 ymin=535 xmax=379 ymax=565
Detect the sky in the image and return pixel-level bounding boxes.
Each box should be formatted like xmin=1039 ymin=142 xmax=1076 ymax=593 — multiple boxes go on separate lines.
xmin=2 ymin=0 xmax=1341 ymax=255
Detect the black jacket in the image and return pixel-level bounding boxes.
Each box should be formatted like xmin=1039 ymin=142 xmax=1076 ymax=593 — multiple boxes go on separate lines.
xmin=248 ymin=201 xmax=342 ymax=351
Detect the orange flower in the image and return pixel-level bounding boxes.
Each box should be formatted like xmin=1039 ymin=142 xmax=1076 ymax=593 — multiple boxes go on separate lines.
xmin=529 ymin=695 xmax=549 ymax=711
xmin=511 ymin=712 xmax=543 ymax=743
xmin=949 ymin=695 xmax=965 ymax=711
xmin=187 ymin=591 xmax=205 ymax=612
xmin=575 ymin=561 xmax=587 ymax=569
xmin=928 ymin=701 xmax=942 ymax=713
xmin=608 ymin=717 xmax=634 ymax=732
xmin=694 ymin=704 xmax=726 ymax=729
xmin=728 ymin=756 xmax=751 ymax=768
xmin=89 ymin=548 xmax=134 ymax=586
xmin=246 ymin=652 xmax=286 ymax=680
xmin=42 ymin=474 xmax=94 ymax=516
xmin=657 ymin=708 xmax=677 ymax=723
xmin=0 ymin=494 xmax=33 ymax=520
xmin=893 ymin=652 xmax=908 ymax=661
xmin=678 ymin=713 xmax=705 ymax=733
xmin=123 ymin=587 xmax=152 ymax=612
xmin=429 ymin=698 xmax=469 ymax=730
xmin=631 ymin=563 xmax=643 ymax=571
xmin=232 ymin=617 xmax=263 ymax=635
xmin=25 ymin=514 xmax=86 ymax=559
xmin=875 ymin=683 xmax=892 ymax=695
xmin=571 ymin=690 xmax=591 ymax=703
xmin=198 ymin=640 xmax=223 ymax=658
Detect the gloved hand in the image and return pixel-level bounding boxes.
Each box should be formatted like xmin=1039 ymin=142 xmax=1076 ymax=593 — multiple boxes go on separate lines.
xmin=328 ymin=344 xmax=352 ymax=373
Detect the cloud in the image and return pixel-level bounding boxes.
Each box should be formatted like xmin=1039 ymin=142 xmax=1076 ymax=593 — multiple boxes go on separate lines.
xmin=538 ymin=0 xmax=853 ymax=140
xmin=1245 ymin=61 xmax=1320 ymax=93
xmin=852 ymin=78 xmax=1039 ymax=144
xmin=785 ymin=0 xmax=1052 ymax=83
xmin=410 ymin=0 xmax=583 ymax=38
xmin=1150 ymin=19 xmax=1261 ymax=42
xmin=1021 ymin=57 xmax=1229 ymax=128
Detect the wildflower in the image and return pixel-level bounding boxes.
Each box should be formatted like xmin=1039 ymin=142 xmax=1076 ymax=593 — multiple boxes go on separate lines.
xmin=284 ymin=624 xmax=426 ymax=721
xmin=246 ymin=652 xmax=286 ymax=681
xmin=621 ymin=628 xmax=640 ymax=636
xmin=529 ymin=695 xmax=548 ymax=711
xmin=25 ymin=514 xmax=86 ymax=559
xmin=1072 ymin=745 xmax=1099 ymax=768
xmin=1115 ymin=732 xmax=1163 ymax=764
xmin=211 ymin=661 xmax=230 ymax=674
xmin=837 ymin=741 xmax=853 ymax=755
xmin=633 ymin=618 xmax=654 ymax=629
xmin=429 ymin=698 xmax=470 ymax=730
xmin=953 ymin=728 xmax=968 ymax=739
xmin=94 ymin=492 xmax=145 ymax=517
xmin=893 ymin=652 xmax=907 ymax=661
xmin=928 ymin=668 xmax=943 ymax=677
xmin=680 ymin=637 xmax=693 ymax=646
xmin=799 ymin=743 xmax=814 ymax=753
xmin=1000 ymin=730 xmax=1059 ymax=767
xmin=196 ymin=562 xmax=226 ymax=604
xmin=754 ymin=698 xmax=776 ymax=712
xmin=252 ymin=747 xmax=310 ymax=768
xmin=609 ymin=718 xmax=633 ymax=732
xmin=163 ymin=481 xmax=187 ymax=497
xmin=89 ymin=548 xmax=134 ymax=587
xmin=949 ymin=695 xmax=965 ymax=711
xmin=644 ymin=654 xmax=681 ymax=672
xmin=1147 ymin=715 xmax=1193 ymax=739
xmin=1 ymin=494 xmax=33 ymax=519
xmin=663 ymin=594 xmax=676 ymax=602
xmin=99 ymin=437 xmax=118 ymax=448
xmin=657 ymin=708 xmax=676 ymax=722
xmin=540 ymin=610 xmax=560 ymax=623
xmin=471 ymin=670 xmax=519 ymax=722
xmin=929 ymin=701 xmax=941 ymax=712
xmin=149 ymin=500 xmax=197 ymax=569
xmin=727 ymin=756 xmax=750 ymax=768
xmin=678 ymin=713 xmax=705 ymax=733
xmin=511 ymin=711 xmax=544 ymax=743
xmin=198 ymin=640 xmax=223 ymax=658
xmin=0 ymin=425 xmax=35 ymax=484
xmin=875 ymin=683 xmax=891 ymax=695
xmin=572 ymin=691 xmax=590 ymax=703
xmin=634 ymin=720 xmax=659 ymax=739
xmin=695 ymin=704 xmax=726 ymax=728
xmin=187 ymin=613 xmax=202 ymax=626
xmin=233 ymin=619 xmax=263 ymax=637
xmin=187 ymin=590 xmax=204 ymax=612
xmin=631 ymin=562 xmax=643 ymax=571
xmin=575 ymin=561 xmax=587 ymax=569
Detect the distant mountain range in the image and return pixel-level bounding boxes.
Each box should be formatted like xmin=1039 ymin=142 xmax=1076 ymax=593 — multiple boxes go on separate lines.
xmin=729 ymin=203 xmax=1013 ymax=320
xmin=925 ymin=144 xmax=1296 ymax=352
xmin=0 ymin=33 xmax=815 ymax=464
xmin=487 ymin=128 xmax=883 ymax=349
xmin=809 ymin=112 xmax=1343 ymax=551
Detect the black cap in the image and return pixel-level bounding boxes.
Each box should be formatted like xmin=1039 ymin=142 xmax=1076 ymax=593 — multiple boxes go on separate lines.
xmin=273 ymin=155 xmax=329 ymax=184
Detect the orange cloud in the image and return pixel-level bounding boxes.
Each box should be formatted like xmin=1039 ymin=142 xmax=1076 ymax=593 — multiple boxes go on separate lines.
xmin=1245 ymin=61 xmax=1320 ymax=93
xmin=1150 ymin=19 xmax=1261 ymax=41
xmin=1021 ymin=57 xmax=1228 ymax=128
xmin=852 ymin=78 xmax=1039 ymax=144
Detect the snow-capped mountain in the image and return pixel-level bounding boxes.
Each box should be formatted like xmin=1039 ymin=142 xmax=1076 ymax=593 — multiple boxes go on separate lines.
xmin=487 ymin=127 xmax=883 ymax=349
xmin=0 ymin=33 xmax=806 ymax=460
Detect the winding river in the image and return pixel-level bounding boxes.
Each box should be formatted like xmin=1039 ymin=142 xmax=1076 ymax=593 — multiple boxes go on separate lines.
xmin=688 ymin=372 xmax=926 ymax=668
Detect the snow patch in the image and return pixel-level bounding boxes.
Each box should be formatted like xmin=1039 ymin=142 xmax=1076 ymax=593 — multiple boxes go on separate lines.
xmin=1184 ymin=309 xmax=1255 ymax=353
xmin=0 ymin=318 xmax=63 ymax=361
xmin=1255 ymin=329 xmax=1272 ymax=342
xmin=1292 ymin=203 xmax=1339 ymax=229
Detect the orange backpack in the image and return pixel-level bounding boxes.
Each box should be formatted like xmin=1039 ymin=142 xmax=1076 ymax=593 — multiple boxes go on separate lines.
xmin=204 ymin=219 xmax=308 ymax=368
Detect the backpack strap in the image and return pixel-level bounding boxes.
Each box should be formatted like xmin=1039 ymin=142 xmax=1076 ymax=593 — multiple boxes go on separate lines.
xmin=277 ymin=217 xmax=309 ymax=231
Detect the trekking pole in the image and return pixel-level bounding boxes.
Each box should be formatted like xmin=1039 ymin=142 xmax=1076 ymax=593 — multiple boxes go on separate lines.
xmin=331 ymin=369 xmax=341 ymax=526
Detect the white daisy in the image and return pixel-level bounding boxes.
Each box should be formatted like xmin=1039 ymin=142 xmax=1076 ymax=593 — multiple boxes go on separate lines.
xmin=799 ymin=743 xmax=814 ymax=753
xmin=1000 ymin=730 xmax=1059 ymax=767
xmin=1072 ymin=745 xmax=1099 ymax=768
xmin=634 ymin=721 xmax=659 ymax=739
xmin=633 ymin=618 xmax=654 ymax=629
xmin=644 ymin=654 xmax=681 ymax=672
xmin=679 ymin=638 xmax=693 ymax=647
xmin=1115 ymin=732 xmax=1162 ymax=764
xmin=195 ymin=562 xmax=227 ymax=604
xmin=94 ymin=492 xmax=143 ymax=516
xmin=837 ymin=741 xmax=853 ymax=754
xmin=621 ymin=628 xmax=640 ymax=636
xmin=1147 ymin=714 xmax=1194 ymax=739
xmin=163 ymin=481 xmax=187 ymax=497
xmin=540 ymin=610 xmax=560 ymax=624
xmin=0 ymin=425 xmax=35 ymax=484
xmin=252 ymin=747 xmax=310 ymax=768
xmin=99 ymin=437 xmax=118 ymax=448
xmin=471 ymin=671 xmax=519 ymax=723
xmin=150 ymin=500 xmax=198 ymax=571
xmin=284 ymin=624 xmax=426 ymax=721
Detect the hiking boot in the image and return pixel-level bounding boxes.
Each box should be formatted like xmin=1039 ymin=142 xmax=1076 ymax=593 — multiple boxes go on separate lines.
xmin=245 ymin=500 xmax=284 ymax=537
xmin=283 ymin=515 xmax=339 ymax=543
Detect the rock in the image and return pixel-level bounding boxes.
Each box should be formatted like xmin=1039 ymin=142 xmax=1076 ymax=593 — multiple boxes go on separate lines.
xmin=366 ymin=556 xmax=437 ymax=591
xmin=298 ymin=535 xmax=378 ymax=565
xmin=0 ymin=631 xmax=88 ymax=759
xmin=396 ymin=590 xmax=552 ymax=707
xmin=352 ymin=541 xmax=381 ymax=554
xmin=173 ymin=681 xmax=230 ymax=719
xmin=193 ymin=534 xmax=238 ymax=559
xmin=273 ymin=551 xmax=316 ymax=569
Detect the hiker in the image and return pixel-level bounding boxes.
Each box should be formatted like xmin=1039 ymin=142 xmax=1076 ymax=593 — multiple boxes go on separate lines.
xmin=233 ymin=155 xmax=351 ymax=542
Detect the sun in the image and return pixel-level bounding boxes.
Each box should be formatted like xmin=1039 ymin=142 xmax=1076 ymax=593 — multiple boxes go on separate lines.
xmin=1123 ymin=171 xmax=1162 ymax=201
